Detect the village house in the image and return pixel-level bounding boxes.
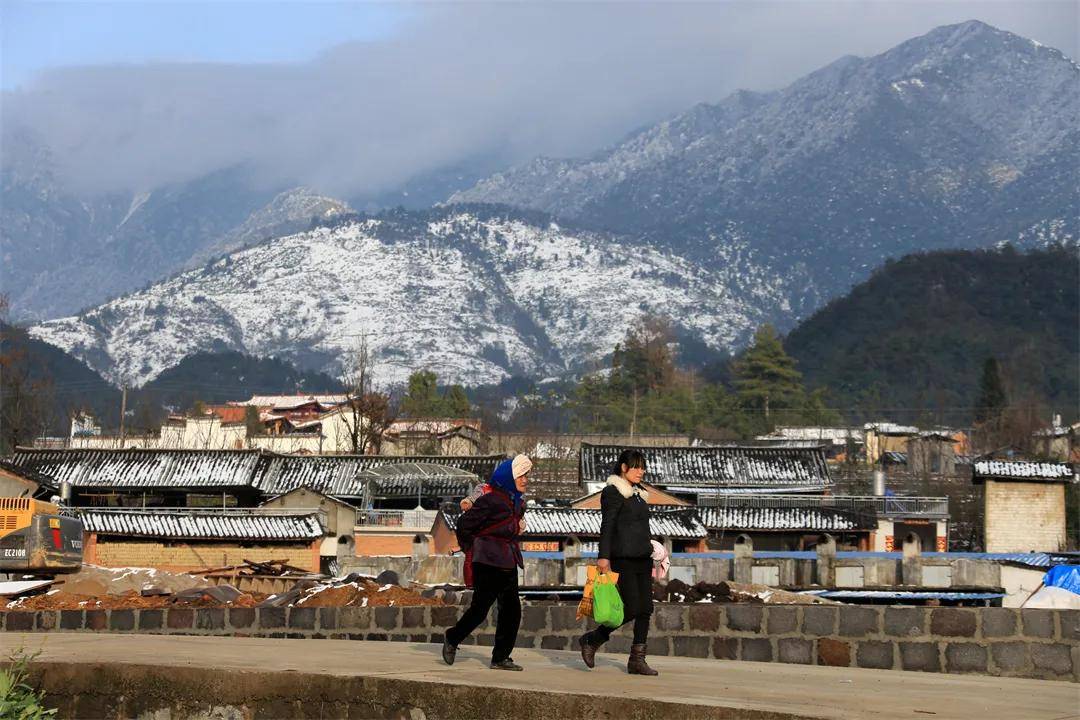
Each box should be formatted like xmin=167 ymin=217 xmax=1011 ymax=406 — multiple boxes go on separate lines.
xmin=974 ymin=458 xmax=1076 ymax=553
xmin=258 ymin=486 xmax=359 ymax=570
xmin=10 ymin=448 xmax=265 ymax=508
xmin=578 ymin=442 xmax=834 ymax=499
xmin=1033 ymin=417 xmax=1080 ymax=462
xmin=431 ymin=506 xmax=708 ymax=555
xmin=380 ymin=418 xmax=488 ymax=456
xmin=757 ymin=426 xmax=863 ymax=461
xmin=0 ymin=459 xmax=49 ymax=499
xmin=78 ymin=507 xmax=326 ymax=572
xmin=905 ymin=431 xmax=958 ymax=475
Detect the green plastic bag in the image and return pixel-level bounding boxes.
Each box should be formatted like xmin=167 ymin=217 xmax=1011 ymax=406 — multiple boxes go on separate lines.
xmin=592 ymin=573 xmax=624 ymax=628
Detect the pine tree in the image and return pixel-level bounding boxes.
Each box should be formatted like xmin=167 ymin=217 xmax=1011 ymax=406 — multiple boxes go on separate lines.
xmin=402 ymin=370 xmax=442 ymax=417
xmin=732 ymin=325 xmax=804 ymax=422
xmin=974 ymin=357 xmax=1007 ymax=424
xmin=442 ymin=385 xmax=471 ymax=416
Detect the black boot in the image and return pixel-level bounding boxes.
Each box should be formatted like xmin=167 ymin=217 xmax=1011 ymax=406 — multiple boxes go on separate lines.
xmin=627 ymin=643 xmax=659 ymax=676
xmin=441 ymin=637 xmax=457 ymax=665
xmin=579 ymin=633 xmax=601 ymax=669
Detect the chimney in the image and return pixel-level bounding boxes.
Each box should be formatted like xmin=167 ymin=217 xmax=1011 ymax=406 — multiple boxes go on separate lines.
xmin=872 ymin=469 xmax=886 ymax=496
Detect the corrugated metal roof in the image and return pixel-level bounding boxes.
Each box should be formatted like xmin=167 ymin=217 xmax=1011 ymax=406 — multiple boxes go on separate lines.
xmin=806 ymin=590 xmax=1004 ymax=601
xmin=695 ymin=506 xmax=875 ymax=532
xmin=253 ymin=455 xmax=496 ymax=497
xmin=579 ymin=443 xmax=831 ymax=490
xmin=973 ymin=460 xmax=1074 ymax=481
xmin=441 ymin=507 xmax=707 ymax=539
xmin=666 ymin=551 xmax=1054 ymax=567
xmin=79 ymin=509 xmax=324 ymax=540
xmin=11 ymin=449 xmax=263 ymax=489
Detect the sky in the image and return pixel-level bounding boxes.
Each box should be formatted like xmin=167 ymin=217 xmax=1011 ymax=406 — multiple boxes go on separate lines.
xmin=2 ymin=1 xmax=1076 ymax=199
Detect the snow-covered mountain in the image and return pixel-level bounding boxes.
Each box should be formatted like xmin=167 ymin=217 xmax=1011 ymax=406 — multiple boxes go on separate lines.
xmin=450 ymin=21 xmax=1080 ymax=297
xmin=0 ymin=145 xmax=350 ymax=320
xmin=27 ymin=206 xmax=803 ymax=387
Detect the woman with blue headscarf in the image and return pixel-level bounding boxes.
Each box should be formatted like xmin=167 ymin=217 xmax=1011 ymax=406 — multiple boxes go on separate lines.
xmin=442 ymin=454 xmax=531 ymax=671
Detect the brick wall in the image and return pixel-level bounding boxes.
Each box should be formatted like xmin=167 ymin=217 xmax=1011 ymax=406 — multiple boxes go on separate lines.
xmin=92 ymin=539 xmax=319 ymax=572
xmin=353 ymin=533 xmax=423 ymax=557
xmin=10 ymin=603 xmax=1076 ymax=682
xmin=984 ymin=481 xmax=1066 ymax=552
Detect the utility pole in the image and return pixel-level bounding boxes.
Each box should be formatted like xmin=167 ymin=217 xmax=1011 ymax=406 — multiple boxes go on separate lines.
xmin=118 ymin=385 xmax=128 ymax=445
xmin=630 ymin=387 xmax=639 ymax=439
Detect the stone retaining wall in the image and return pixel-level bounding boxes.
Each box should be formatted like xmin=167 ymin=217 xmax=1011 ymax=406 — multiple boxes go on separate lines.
xmin=5 ymin=604 xmax=1076 ymax=682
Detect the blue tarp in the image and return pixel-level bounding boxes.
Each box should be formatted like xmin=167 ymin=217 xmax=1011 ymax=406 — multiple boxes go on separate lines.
xmin=1044 ymin=565 xmax=1080 ymax=596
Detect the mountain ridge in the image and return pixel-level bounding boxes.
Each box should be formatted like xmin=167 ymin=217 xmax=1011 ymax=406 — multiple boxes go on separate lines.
xmin=27 ymin=205 xmax=799 ymax=387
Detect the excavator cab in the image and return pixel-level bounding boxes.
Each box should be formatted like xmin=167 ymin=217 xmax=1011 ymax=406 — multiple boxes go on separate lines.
xmin=0 ymin=498 xmax=83 ymax=574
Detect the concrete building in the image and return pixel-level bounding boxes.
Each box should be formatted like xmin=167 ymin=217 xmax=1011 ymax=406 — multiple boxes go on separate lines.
xmin=259 ymin=486 xmax=358 ymax=565
xmin=974 ymin=459 xmax=1076 ymax=552
xmin=0 ymin=459 xmax=48 ymax=499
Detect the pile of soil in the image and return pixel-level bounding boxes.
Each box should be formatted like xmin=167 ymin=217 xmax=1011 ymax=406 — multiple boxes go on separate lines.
xmin=294 ymin=579 xmax=444 ymax=608
xmin=7 ymin=588 xmax=267 ymax=611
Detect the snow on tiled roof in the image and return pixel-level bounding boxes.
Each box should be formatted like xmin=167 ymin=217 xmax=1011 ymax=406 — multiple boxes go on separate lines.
xmin=763 ymin=427 xmax=862 ymax=445
xmin=232 ymin=395 xmax=349 ymax=409
xmin=441 ymin=507 xmax=707 ymax=539
xmin=695 ymin=506 xmax=875 ymax=532
xmin=79 ymin=509 xmax=324 ymax=540
xmin=579 ymin=443 xmax=831 ymax=490
xmin=252 ymin=454 xmax=501 ymax=497
xmin=973 ymin=460 xmax=1074 ymax=481
xmin=864 ymin=422 xmax=919 ymax=435
xmin=11 ymin=449 xmax=262 ymax=489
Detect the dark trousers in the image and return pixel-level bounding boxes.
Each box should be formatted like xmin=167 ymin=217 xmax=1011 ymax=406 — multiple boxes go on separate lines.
xmin=586 ymin=567 xmax=653 ymax=646
xmin=445 ymin=562 xmax=521 ymax=662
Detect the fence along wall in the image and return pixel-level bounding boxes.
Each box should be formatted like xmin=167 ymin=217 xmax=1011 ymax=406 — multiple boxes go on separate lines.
xmin=10 ymin=604 xmax=1077 ymax=683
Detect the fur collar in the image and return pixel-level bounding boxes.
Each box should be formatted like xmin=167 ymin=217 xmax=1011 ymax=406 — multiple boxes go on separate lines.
xmin=607 ymin=474 xmax=648 ymax=501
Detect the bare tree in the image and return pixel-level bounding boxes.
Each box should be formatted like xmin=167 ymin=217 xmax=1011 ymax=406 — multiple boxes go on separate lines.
xmin=339 ymin=338 xmax=396 ymax=454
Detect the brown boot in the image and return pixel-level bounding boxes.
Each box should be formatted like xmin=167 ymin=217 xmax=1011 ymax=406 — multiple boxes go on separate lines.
xmin=627 ymin=643 xmax=659 ymax=676
xmin=578 ymin=633 xmax=599 ymax=669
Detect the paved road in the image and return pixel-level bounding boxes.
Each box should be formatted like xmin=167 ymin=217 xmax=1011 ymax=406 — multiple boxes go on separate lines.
xmin=5 ymin=633 xmax=1078 ymax=719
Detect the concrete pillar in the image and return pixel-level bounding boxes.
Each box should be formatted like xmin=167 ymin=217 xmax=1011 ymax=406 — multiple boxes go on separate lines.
xmin=902 ymin=532 xmax=922 ymax=586
xmin=411 ymin=534 xmax=430 ymax=562
xmin=564 ymin=535 xmax=581 ymax=560
xmin=733 ymin=534 xmax=753 ymax=584
xmin=815 ymin=534 xmax=836 ymax=587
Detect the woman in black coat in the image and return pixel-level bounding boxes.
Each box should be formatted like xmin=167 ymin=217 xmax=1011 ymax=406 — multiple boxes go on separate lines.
xmin=442 ymin=455 xmax=531 ymax=671
xmin=578 ymin=449 xmax=659 ymax=675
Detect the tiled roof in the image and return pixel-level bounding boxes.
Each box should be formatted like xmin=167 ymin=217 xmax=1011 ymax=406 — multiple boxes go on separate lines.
xmin=10 ymin=449 xmax=263 ymax=489
xmin=79 ymin=509 xmax=324 ymax=540
xmin=695 ymin=505 xmax=875 ymax=532
xmin=441 ymin=507 xmax=706 ymax=539
xmin=864 ymin=422 xmax=919 ymax=435
xmin=233 ymin=395 xmax=349 ymax=409
xmin=0 ymin=459 xmax=56 ymax=490
xmin=252 ymin=454 xmax=502 ymax=497
xmin=973 ymin=460 xmax=1074 ymax=481
xmin=579 ymin=443 xmax=831 ymax=490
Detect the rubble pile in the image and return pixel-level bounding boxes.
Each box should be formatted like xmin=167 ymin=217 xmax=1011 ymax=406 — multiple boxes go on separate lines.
xmin=1 ymin=565 xmax=444 ymax=611
xmin=657 ymin=579 xmax=837 ymax=605
xmin=292 ymin=577 xmax=444 ymax=608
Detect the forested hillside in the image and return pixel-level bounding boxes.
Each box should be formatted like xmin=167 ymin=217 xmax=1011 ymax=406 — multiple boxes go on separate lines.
xmin=784 ymin=246 xmax=1079 ymax=425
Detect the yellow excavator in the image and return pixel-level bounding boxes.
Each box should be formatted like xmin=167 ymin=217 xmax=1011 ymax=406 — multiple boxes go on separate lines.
xmin=0 ymin=498 xmax=83 ymax=575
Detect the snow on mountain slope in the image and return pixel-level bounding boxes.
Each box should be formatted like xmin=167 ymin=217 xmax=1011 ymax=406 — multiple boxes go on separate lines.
xmin=28 ymin=207 xmax=799 ymax=387
xmin=450 ymin=21 xmax=1079 ymax=298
